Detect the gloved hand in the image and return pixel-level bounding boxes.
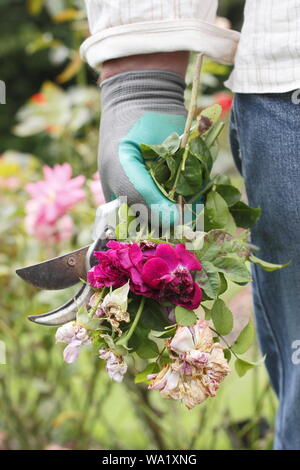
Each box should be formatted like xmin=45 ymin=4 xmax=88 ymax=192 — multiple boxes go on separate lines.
xmin=98 ymin=70 xmax=187 ymax=225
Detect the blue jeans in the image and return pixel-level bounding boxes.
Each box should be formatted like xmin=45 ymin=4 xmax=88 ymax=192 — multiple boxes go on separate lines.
xmin=230 ymin=92 xmax=300 ymax=450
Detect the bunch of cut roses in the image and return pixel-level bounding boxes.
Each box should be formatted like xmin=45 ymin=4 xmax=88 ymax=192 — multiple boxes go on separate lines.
xmin=55 ymin=82 xmax=287 ymax=408
xmin=55 ymin=222 xmax=286 ymax=408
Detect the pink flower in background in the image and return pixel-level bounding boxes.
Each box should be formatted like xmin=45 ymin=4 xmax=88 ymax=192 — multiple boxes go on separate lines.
xmin=90 ymin=172 xmax=105 ymax=206
xmin=88 ymin=241 xmax=202 ymax=310
xmin=25 ymin=163 xmax=85 ymax=243
xmin=25 ymin=213 xmax=74 ymax=244
xmin=26 ymin=163 xmax=85 ymax=224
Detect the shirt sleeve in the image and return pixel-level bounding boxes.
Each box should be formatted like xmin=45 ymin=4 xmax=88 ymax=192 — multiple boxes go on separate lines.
xmin=80 ymin=0 xmax=240 ymax=69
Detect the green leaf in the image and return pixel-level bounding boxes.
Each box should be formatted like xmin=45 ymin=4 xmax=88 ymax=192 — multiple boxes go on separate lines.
xmin=176 ymin=153 xmax=203 ymax=196
xmin=175 ymin=306 xmax=197 ymax=326
xmin=218 ymin=273 xmax=228 ymax=295
xmin=199 ymin=230 xmax=250 ymax=263
xmin=201 ymin=304 xmax=212 ymax=320
xmin=189 ymin=137 xmax=213 ymax=176
xmin=231 ymin=321 xmax=255 ymax=355
xmin=223 ymin=349 xmax=232 ymax=362
xmin=235 ymin=355 xmax=266 ymax=377
xmin=229 ymin=201 xmax=261 ymax=229
xmin=134 ymin=363 xmax=160 ymax=384
xmin=204 ymin=122 xmax=225 ymax=149
xmin=212 ymin=256 xmax=251 ymax=283
xmin=165 ymin=154 xmax=181 ymax=190
xmin=140 ymin=299 xmax=169 ymax=331
xmin=152 ymin=327 xmax=177 ymax=339
xmin=162 ymin=133 xmax=181 ymax=154
xmin=204 ymin=191 xmax=236 ymax=234
xmin=249 ymin=255 xmax=290 ymax=272
xmin=195 ymin=261 xmax=220 ymax=299
xmin=235 ymin=358 xmax=254 ymax=377
xmin=140 ymin=133 xmax=180 ymax=160
xmin=200 ymin=104 xmax=222 ymax=126
xmin=149 ymin=167 xmax=176 ymax=202
xmin=140 ymin=143 xmax=168 ymax=159
xmin=137 ymin=338 xmax=160 ymax=359
xmin=216 ymin=184 xmax=241 ymax=207
xmin=211 ymin=298 xmax=233 ymax=335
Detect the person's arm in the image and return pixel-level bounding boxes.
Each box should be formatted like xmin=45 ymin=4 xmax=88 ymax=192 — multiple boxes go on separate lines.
xmin=101 ymin=51 xmax=189 ymax=81
xmin=81 ymin=1 xmax=239 ymax=226
xmin=81 ymin=1 xmax=239 ymax=69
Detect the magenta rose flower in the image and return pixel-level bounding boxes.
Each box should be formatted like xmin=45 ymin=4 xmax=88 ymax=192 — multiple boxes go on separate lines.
xmin=141 ymin=244 xmax=202 ymax=310
xmin=88 ymin=241 xmax=202 ymax=310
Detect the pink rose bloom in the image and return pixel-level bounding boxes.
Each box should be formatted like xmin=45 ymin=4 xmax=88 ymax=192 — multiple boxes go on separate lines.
xmin=25 ymin=163 xmax=85 ymax=225
xmin=25 ymin=213 xmax=73 ymax=244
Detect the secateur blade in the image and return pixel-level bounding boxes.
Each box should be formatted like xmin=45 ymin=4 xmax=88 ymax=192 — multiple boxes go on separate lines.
xmin=16 ymin=236 xmax=113 ymax=326
xmin=16 ymin=246 xmax=90 ymax=290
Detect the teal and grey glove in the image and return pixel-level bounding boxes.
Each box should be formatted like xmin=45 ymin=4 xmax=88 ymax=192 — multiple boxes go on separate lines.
xmin=99 ymin=70 xmax=187 ymax=224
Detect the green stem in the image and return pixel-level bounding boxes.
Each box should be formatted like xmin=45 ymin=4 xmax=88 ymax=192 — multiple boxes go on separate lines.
xmin=170 ymin=53 xmax=203 ymax=199
xmin=117 ymin=296 xmax=145 ymax=345
xmin=88 ymin=287 xmax=107 ymax=318
xmin=125 ymin=296 xmax=145 ymax=342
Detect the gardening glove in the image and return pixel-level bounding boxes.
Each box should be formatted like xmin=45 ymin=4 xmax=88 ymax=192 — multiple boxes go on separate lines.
xmin=98 ymin=70 xmax=187 ymax=225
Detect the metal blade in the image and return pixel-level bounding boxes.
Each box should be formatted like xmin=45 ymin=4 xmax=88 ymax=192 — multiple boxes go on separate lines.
xmin=28 ymin=283 xmax=92 ymax=326
xmin=16 ymin=246 xmax=90 ymax=290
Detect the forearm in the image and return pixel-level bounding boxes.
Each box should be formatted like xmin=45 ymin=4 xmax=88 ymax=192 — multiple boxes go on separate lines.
xmin=100 ymin=51 xmax=190 ymax=82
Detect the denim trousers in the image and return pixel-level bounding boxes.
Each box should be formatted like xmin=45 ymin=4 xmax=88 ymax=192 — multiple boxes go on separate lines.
xmin=230 ymin=92 xmax=300 ymax=450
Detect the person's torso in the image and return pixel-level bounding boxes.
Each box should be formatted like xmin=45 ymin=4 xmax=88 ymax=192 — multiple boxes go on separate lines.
xmin=226 ymin=0 xmax=300 ymax=93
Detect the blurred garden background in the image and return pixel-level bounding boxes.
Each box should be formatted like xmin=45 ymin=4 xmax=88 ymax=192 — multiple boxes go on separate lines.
xmin=0 ymin=0 xmax=277 ymax=450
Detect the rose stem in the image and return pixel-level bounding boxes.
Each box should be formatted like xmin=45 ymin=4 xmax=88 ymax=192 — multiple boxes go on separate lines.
xmin=118 ymin=296 xmax=145 ymax=344
xmin=170 ymin=53 xmax=204 ymax=207
xmin=88 ymin=287 xmax=107 ymax=317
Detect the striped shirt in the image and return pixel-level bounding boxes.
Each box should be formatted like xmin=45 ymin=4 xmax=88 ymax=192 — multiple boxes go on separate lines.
xmin=80 ymin=0 xmax=300 ymax=93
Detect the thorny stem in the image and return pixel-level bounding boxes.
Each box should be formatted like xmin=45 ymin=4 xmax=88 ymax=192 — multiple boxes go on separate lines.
xmin=170 ymin=53 xmax=204 ymax=204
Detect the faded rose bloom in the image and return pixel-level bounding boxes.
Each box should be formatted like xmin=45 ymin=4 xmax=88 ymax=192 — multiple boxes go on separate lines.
xmin=148 ymin=360 xmax=207 ymax=409
xmin=55 ymin=321 xmax=91 ymax=364
xmin=148 ymin=320 xmax=230 ymax=408
xmin=99 ymin=349 xmax=127 ymax=382
xmin=169 ymin=320 xmax=215 ymax=360
xmin=101 ymin=282 xmax=130 ymax=335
